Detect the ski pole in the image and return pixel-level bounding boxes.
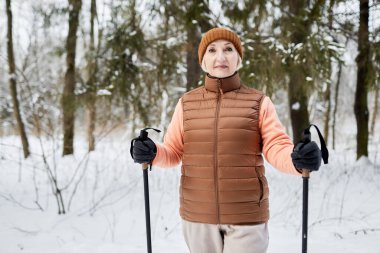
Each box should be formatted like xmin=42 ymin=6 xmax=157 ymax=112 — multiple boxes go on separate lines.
xmin=142 ymin=162 xmax=152 ymax=253
xmin=131 ymin=127 xmax=161 ymax=253
xmin=299 ymin=124 xmax=329 ymax=253
xmin=302 ymin=168 xmax=310 ymax=253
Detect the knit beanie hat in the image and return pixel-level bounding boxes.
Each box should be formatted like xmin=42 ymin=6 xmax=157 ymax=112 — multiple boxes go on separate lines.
xmin=198 ymin=27 xmax=243 ymax=64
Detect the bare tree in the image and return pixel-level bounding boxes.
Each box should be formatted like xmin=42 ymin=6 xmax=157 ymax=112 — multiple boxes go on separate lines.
xmin=85 ymin=0 xmax=98 ymax=151
xmin=332 ymin=61 xmax=343 ymax=150
xmin=323 ymin=81 xmax=332 ymax=145
xmin=62 ymin=0 xmax=82 ymax=155
xmin=370 ymin=81 xmax=379 ymax=135
xmin=323 ymin=0 xmax=336 ymax=145
xmin=5 ymin=0 xmax=30 ymax=158
xmin=354 ymin=0 xmax=370 ymax=159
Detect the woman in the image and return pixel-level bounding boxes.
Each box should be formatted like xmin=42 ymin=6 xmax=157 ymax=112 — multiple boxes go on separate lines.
xmin=131 ymin=27 xmax=321 ymax=253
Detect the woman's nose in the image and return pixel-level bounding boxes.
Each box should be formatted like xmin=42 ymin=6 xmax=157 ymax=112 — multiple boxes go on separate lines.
xmin=216 ymin=51 xmax=226 ymax=61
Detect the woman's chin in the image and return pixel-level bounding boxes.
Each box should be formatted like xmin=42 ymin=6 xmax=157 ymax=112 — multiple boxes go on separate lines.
xmin=209 ymin=69 xmax=234 ymax=78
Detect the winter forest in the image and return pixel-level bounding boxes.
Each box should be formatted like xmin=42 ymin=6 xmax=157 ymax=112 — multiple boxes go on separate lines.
xmin=1 ymin=0 xmax=380 ymax=252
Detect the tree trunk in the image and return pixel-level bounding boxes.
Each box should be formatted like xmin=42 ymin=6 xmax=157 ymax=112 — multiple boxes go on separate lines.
xmin=354 ymin=0 xmax=370 ymax=159
xmin=62 ymin=0 xmax=82 ymax=155
xmin=86 ymin=0 xmax=97 ymax=151
xmin=6 ymin=0 xmax=30 ymax=158
xmin=332 ymin=60 xmax=343 ymax=150
xmin=186 ymin=25 xmax=201 ymax=91
xmin=324 ymin=0 xmax=335 ymax=146
xmin=370 ymin=81 xmax=379 ymax=135
xmin=324 ymin=80 xmax=331 ymax=145
xmin=288 ymin=67 xmax=310 ymax=143
xmin=287 ymin=0 xmax=310 ymax=143
xmin=185 ymin=0 xmax=211 ymax=91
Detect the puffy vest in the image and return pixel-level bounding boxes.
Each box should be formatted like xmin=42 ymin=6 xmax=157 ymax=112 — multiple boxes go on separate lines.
xmin=180 ymin=72 xmax=269 ymax=225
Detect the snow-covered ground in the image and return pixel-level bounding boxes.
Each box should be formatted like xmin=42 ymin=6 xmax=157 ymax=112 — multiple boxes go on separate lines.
xmin=0 ymin=133 xmax=379 ymax=253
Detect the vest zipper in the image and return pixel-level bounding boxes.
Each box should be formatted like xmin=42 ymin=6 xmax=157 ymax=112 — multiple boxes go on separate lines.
xmin=214 ymin=80 xmax=222 ymax=224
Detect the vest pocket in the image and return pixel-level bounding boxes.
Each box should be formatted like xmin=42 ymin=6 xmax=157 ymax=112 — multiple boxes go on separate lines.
xmin=258 ymin=176 xmax=264 ymax=205
xmin=258 ymin=176 xmax=269 ymax=206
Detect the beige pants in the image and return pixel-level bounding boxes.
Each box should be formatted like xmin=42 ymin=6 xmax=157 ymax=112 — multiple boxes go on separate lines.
xmin=182 ymin=220 xmax=269 ymax=253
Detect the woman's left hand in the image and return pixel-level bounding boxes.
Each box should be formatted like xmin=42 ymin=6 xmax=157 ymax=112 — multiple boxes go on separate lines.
xmin=291 ymin=141 xmax=322 ymax=171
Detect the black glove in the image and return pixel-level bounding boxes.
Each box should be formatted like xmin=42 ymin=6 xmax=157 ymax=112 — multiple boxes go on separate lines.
xmin=131 ymin=137 xmax=157 ymax=164
xmin=291 ymin=141 xmax=322 ymax=171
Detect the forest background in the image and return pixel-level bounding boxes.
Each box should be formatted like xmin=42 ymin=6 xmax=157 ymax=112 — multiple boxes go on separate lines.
xmin=1 ymin=0 xmax=379 ymax=159
xmin=0 ymin=0 xmax=380 ymax=252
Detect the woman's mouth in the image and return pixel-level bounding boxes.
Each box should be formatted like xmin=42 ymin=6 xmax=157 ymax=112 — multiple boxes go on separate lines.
xmin=214 ymin=65 xmax=228 ymax=69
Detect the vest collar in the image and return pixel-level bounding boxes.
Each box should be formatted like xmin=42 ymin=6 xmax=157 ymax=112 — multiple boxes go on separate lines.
xmin=204 ymin=72 xmax=241 ymax=93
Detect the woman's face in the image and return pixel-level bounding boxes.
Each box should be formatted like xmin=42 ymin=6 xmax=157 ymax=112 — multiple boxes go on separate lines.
xmin=202 ymin=39 xmax=239 ymax=78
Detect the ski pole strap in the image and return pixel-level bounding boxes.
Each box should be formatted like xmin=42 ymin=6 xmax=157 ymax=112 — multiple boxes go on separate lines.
xmin=303 ymin=124 xmax=329 ymax=164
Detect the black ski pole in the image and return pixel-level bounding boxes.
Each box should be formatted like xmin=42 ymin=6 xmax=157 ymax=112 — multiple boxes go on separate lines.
xmin=133 ymin=127 xmax=160 ymax=253
xmin=142 ymin=162 xmax=152 ymax=253
xmin=299 ymin=124 xmax=329 ymax=253
xmin=302 ymin=168 xmax=310 ymax=253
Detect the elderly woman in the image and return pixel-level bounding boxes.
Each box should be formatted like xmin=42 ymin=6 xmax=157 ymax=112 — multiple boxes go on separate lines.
xmin=131 ymin=27 xmax=321 ymax=253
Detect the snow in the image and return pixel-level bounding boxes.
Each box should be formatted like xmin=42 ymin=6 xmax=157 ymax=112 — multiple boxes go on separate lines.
xmin=292 ymin=102 xmax=301 ymax=110
xmin=306 ymin=77 xmax=313 ymax=81
xmin=97 ymin=89 xmax=112 ymax=96
xmin=165 ymin=38 xmax=177 ymax=48
xmin=1 ymin=133 xmax=379 ymax=253
xmin=8 ymin=73 xmax=17 ymax=81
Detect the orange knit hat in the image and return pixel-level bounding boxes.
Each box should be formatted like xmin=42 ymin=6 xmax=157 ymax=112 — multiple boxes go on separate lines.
xmin=198 ymin=27 xmax=243 ymax=64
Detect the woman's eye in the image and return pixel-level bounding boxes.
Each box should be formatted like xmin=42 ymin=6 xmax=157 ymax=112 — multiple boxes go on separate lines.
xmin=208 ymin=48 xmax=216 ymax=53
xmin=225 ymin=47 xmax=233 ymax=52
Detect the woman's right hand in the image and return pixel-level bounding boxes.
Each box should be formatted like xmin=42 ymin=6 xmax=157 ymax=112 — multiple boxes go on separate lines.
xmin=130 ymin=137 xmax=157 ymax=164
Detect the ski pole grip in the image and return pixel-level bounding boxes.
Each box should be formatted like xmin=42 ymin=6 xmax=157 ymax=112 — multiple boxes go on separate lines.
xmin=139 ymin=129 xmax=149 ymax=140
xmin=139 ymin=127 xmax=161 ymax=141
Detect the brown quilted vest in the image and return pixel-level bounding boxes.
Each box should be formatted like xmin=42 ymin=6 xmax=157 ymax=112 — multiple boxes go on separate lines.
xmin=180 ymin=72 xmax=269 ymax=225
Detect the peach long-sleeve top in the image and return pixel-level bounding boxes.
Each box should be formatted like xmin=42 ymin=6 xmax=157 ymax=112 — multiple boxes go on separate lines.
xmin=153 ymin=96 xmax=300 ymax=176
